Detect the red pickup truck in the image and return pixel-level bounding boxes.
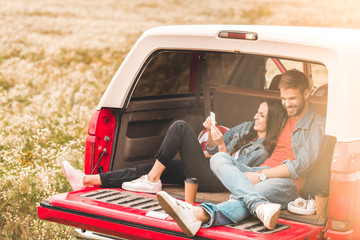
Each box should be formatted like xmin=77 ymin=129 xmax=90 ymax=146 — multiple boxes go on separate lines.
xmin=38 ymin=25 xmax=360 ymax=239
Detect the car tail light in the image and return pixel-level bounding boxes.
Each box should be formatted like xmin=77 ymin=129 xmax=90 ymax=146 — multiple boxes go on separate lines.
xmin=326 ymin=141 xmax=360 ymax=238
xmin=84 ymin=108 xmax=116 ymax=175
xmin=328 ymin=173 xmax=356 ymax=231
xmin=218 ymin=31 xmax=258 ymax=40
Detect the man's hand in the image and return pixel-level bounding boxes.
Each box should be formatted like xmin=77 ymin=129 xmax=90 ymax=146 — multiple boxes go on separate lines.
xmin=244 ymin=172 xmax=260 ymax=185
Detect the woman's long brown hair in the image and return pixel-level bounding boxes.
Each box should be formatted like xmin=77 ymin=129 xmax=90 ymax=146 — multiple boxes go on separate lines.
xmin=230 ymin=99 xmax=286 ymax=155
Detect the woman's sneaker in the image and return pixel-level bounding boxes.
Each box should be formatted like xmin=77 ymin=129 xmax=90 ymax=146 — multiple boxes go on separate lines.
xmin=122 ymin=175 xmax=162 ymax=193
xmin=156 ymin=191 xmax=201 ymax=237
xmin=61 ymin=161 xmax=86 ymax=191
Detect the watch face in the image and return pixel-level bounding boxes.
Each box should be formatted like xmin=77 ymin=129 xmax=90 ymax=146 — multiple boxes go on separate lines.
xmin=259 ymin=173 xmax=266 ymax=181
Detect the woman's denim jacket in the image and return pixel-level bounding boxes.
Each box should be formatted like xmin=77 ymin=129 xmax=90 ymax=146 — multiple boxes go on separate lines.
xmin=283 ymin=104 xmax=326 ymax=179
xmin=206 ymin=121 xmax=269 ymax=167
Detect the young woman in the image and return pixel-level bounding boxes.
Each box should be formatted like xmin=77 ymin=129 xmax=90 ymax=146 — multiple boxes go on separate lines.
xmin=62 ymin=99 xmax=286 ymax=193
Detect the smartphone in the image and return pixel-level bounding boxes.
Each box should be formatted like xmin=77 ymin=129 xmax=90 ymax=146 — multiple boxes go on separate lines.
xmin=210 ymin=111 xmax=215 ymax=126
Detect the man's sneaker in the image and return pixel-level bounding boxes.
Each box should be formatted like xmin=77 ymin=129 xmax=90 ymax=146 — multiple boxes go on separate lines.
xmin=255 ymin=203 xmax=281 ymax=229
xmin=61 ymin=161 xmax=85 ymax=191
xmin=122 ymin=175 xmax=162 ymax=194
xmin=156 ymin=191 xmax=201 ymax=237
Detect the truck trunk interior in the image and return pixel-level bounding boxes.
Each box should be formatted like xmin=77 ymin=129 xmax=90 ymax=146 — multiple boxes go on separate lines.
xmin=107 ymin=50 xmax=332 ymax=229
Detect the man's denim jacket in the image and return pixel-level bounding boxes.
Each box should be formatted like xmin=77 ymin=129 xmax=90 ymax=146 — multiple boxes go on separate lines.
xmin=206 ymin=121 xmax=269 ymax=167
xmin=283 ymin=104 xmax=326 ymax=179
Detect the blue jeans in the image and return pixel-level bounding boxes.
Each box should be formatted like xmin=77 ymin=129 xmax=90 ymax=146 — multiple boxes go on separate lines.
xmin=200 ymin=152 xmax=298 ymax=227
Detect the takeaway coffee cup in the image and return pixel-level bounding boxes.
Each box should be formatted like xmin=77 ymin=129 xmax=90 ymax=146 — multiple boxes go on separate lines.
xmin=315 ymin=191 xmax=329 ymax=218
xmin=184 ymin=178 xmax=198 ymax=204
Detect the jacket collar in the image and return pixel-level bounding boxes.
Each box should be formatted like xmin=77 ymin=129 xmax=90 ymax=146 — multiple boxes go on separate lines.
xmin=295 ymin=104 xmax=316 ymax=130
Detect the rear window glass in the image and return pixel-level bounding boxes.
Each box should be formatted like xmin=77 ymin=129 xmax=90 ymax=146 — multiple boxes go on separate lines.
xmin=132 ymin=52 xmax=192 ymax=98
xmin=265 ymin=58 xmax=328 ymax=91
xmin=132 ymin=50 xmax=328 ymax=99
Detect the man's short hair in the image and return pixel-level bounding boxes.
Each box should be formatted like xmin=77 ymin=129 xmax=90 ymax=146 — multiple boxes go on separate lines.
xmin=279 ymin=69 xmax=311 ymax=93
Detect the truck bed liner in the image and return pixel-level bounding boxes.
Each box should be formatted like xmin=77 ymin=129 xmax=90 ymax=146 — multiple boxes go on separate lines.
xmin=38 ymin=187 xmax=325 ymax=239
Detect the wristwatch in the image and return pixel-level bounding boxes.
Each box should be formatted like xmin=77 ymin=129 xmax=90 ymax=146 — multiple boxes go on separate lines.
xmin=258 ymin=170 xmax=267 ymax=181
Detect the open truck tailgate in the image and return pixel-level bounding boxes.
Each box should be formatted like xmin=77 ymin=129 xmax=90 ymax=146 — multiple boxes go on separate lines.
xmin=38 ymin=187 xmax=324 ymax=239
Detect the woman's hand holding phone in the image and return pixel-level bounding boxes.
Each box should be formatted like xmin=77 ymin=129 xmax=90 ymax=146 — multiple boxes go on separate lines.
xmin=210 ymin=125 xmax=226 ymax=152
xmin=203 ymin=116 xmax=214 ymax=131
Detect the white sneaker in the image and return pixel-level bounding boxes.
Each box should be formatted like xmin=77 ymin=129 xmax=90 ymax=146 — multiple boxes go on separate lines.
xmin=255 ymin=203 xmax=281 ymax=229
xmin=156 ymin=191 xmax=201 ymax=237
xmin=61 ymin=161 xmax=85 ymax=191
xmin=122 ymin=175 xmax=162 ymax=194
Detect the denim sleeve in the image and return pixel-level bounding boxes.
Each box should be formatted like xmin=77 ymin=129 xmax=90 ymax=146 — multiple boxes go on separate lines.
xmin=237 ymin=146 xmax=269 ymax=167
xmin=206 ymin=122 xmax=252 ymax=154
xmin=284 ymin=120 xmax=325 ymax=179
xmin=206 ymin=127 xmax=235 ymax=154
xmin=206 ymin=142 xmax=219 ymax=154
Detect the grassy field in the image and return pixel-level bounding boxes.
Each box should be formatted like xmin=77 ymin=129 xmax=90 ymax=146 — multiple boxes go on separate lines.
xmin=1 ymin=0 xmax=359 ymax=239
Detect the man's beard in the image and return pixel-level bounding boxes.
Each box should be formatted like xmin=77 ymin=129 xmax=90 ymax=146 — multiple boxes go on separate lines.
xmin=285 ymin=97 xmax=306 ymax=117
